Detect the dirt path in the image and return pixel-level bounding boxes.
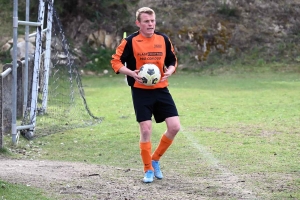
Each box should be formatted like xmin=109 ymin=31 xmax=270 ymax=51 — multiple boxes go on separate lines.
xmin=0 ymin=155 xmax=260 ymax=200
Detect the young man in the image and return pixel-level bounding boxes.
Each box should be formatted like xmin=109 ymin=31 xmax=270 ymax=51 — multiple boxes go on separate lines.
xmin=111 ymin=7 xmax=180 ymax=183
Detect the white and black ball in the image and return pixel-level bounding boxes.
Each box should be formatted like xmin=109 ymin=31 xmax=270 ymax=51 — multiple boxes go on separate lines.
xmin=138 ymin=64 xmax=161 ymax=86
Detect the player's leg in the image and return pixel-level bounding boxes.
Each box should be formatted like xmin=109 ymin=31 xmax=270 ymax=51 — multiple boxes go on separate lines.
xmin=131 ymin=87 xmax=155 ymax=172
xmin=151 ymin=116 xmax=180 ymax=179
xmin=164 ymin=116 xmax=181 ymax=139
xmin=152 ymin=116 xmax=180 ymax=160
xmin=139 ymin=120 xmax=152 ymax=142
xmin=152 ymin=88 xmax=180 ymax=160
xmin=139 ymin=120 xmax=153 ymax=171
xmin=139 ymin=120 xmax=155 ymax=182
xmin=152 ymin=116 xmax=180 ymax=156
xmin=131 ymin=87 xmax=157 ymax=182
xmin=151 ymin=88 xmax=180 ymax=179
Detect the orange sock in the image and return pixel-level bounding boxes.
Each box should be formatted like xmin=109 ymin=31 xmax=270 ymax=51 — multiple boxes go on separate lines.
xmin=152 ymin=134 xmax=173 ymax=161
xmin=140 ymin=142 xmax=154 ymax=172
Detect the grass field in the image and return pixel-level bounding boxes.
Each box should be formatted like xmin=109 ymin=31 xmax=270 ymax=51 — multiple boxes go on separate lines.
xmin=1 ymin=70 xmax=300 ymax=199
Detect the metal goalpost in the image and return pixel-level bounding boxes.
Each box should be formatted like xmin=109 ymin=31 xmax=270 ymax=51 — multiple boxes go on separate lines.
xmin=0 ymin=0 xmax=101 ymax=148
xmin=9 ymin=0 xmax=54 ymax=144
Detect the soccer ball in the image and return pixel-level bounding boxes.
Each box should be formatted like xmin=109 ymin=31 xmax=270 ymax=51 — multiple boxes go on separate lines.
xmin=138 ymin=64 xmax=161 ymax=86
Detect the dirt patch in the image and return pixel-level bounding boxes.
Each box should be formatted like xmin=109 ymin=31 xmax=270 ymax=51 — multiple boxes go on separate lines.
xmin=0 ymin=155 xmax=261 ymax=200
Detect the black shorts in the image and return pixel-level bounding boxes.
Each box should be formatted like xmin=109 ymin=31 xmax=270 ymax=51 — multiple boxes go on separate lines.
xmin=131 ymin=87 xmax=179 ymax=123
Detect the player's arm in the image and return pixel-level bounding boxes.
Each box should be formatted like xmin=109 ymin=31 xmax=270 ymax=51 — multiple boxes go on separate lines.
xmin=111 ymin=34 xmax=143 ymax=84
xmin=111 ymin=39 xmax=130 ymax=74
xmin=161 ymin=36 xmax=177 ymax=82
xmin=161 ymin=65 xmax=175 ymax=82
xmin=118 ymin=66 xmax=142 ymax=84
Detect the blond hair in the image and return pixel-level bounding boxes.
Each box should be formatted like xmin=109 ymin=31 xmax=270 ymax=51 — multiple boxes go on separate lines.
xmin=136 ymin=7 xmax=155 ymax=22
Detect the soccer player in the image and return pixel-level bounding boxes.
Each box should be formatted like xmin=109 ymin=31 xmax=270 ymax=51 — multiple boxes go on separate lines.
xmin=111 ymin=7 xmax=180 ymax=183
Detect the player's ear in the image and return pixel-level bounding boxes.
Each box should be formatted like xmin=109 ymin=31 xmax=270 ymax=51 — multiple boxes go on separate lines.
xmin=135 ymin=20 xmax=140 ymax=28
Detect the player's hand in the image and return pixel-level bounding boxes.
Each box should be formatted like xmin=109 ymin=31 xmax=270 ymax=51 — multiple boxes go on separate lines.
xmin=132 ymin=70 xmax=143 ymax=84
xmin=160 ymin=66 xmax=175 ymax=82
xmin=119 ymin=66 xmax=143 ymax=84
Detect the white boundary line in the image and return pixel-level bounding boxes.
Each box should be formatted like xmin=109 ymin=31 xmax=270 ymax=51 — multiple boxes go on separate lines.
xmin=181 ymin=126 xmax=258 ymax=199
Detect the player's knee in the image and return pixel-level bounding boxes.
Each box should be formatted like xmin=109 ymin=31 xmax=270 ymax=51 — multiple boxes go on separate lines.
xmin=140 ymin=124 xmax=151 ymax=137
xmin=169 ymin=123 xmax=180 ymax=134
xmin=140 ymin=129 xmax=152 ymax=142
xmin=140 ymin=128 xmax=151 ymax=136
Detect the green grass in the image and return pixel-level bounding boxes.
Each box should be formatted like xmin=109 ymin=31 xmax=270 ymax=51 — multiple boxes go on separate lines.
xmin=2 ymin=70 xmax=300 ymax=199
xmin=0 ymin=180 xmax=51 ymax=200
xmin=0 ymin=1 xmax=13 ymax=42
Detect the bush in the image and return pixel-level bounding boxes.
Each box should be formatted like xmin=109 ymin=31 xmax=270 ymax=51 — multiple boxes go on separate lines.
xmin=217 ymin=3 xmax=240 ymax=18
xmin=82 ymin=44 xmax=114 ymax=72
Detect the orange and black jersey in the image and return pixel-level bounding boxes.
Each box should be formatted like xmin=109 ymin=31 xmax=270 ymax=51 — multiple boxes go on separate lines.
xmin=111 ymin=31 xmax=177 ymax=89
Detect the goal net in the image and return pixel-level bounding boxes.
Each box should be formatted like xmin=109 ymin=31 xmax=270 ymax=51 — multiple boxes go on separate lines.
xmin=21 ymin=2 xmax=102 ymax=139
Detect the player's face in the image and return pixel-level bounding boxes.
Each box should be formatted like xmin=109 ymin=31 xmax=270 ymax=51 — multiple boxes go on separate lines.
xmin=136 ymin=13 xmax=156 ymax=38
